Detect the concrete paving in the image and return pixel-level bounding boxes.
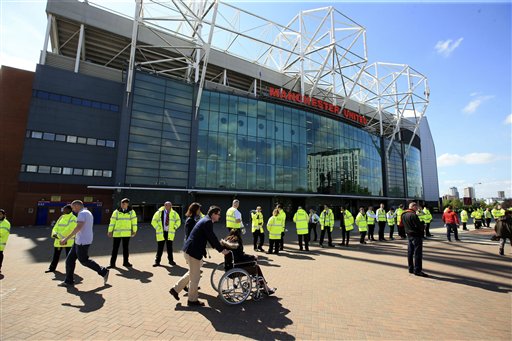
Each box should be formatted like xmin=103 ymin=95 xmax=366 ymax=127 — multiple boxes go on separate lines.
xmin=1 ymin=218 xmax=511 ymax=340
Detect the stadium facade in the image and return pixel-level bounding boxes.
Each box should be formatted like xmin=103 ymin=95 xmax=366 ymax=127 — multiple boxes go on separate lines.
xmin=0 ymin=0 xmax=439 ymax=225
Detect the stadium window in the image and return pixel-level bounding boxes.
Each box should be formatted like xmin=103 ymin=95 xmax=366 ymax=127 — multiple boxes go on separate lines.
xmin=31 ymin=131 xmax=43 ymax=139
xmin=51 ymin=167 xmax=62 ymax=174
xmin=93 ymin=169 xmax=102 ymax=177
xmin=49 ymin=93 xmax=60 ymax=101
xmin=77 ymin=137 xmax=87 ymax=144
xmin=106 ymin=140 xmax=116 ymax=148
xmin=37 ymin=91 xmax=49 ymax=99
xmin=92 ymin=101 xmax=102 ymax=109
xmin=87 ymin=138 xmax=97 ymax=146
xmin=26 ymin=165 xmax=38 ymax=173
xmin=20 ymin=164 xmax=26 ymax=172
xmin=61 ymin=95 xmax=71 ymax=103
xmin=71 ymin=97 xmax=82 ymax=105
xmin=103 ymin=170 xmax=112 ymax=178
xmin=38 ymin=166 xmax=51 ymax=174
xmin=67 ymin=135 xmax=77 ymax=143
xmin=82 ymin=99 xmax=91 ymax=107
xmin=110 ymin=104 xmax=119 ymax=112
xmin=63 ymin=167 xmax=73 ymax=175
xmin=97 ymin=139 xmax=106 ymax=147
xmin=73 ymin=168 xmax=83 ymax=176
xmin=55 ymin=134 xmax=66 ymax=142
xmin=100 ymin=103 xmax=110 ymax=110
xmin=83 ymin=169 xmax=94 ymax=177
xmin=43 ymin=132 xmax=55 ymax=141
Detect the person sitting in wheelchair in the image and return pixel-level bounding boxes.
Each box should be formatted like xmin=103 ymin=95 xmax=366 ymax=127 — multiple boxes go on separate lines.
xmin=221 ymin=229 xmax=276 ymax=295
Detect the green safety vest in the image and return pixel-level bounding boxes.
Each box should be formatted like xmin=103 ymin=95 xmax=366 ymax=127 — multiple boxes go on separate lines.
xmin=342 ymin=210 xmax=354 ymax=231
xmin=492 ymin=208 xmax=505 ymax=219
xmin=109 ymin=209 xmax=138 ymax=237
xmin=460 ymin=210 xmax=468 ymax=223
xmin=51 ymin=212 xmax=76 ymax=247
xmin=471 ymin=211 xmax=482 ymax=220
xmin=484 ymin=211 xmax=492 ymax=219
xmin=151 ymin=207 xmax=181 ymax=241
xmin=423 ymin=208 xmax=432 ymax=223
xmin=366 ymin=210 xmax=376 ymax=224
xmin=320 ymin=209 xmax=334 ymax=231
xmin=293 ymin=209 xmax=309 ymax=235
xmin=226 ymin=207 xmax=240 ymax=229
xmin=355 ymin=212 xmax=368 ymax=232
xmin=278 ymin=210 xmax=286 ymax=228
xmin=376 ymin=208 xmax=387 ymax=222
xmin=251 ymin=211 xmax=264 ymax=233
xmin=0 ymin=219 xmax=11 ymax=251
xmin=396 ymin=208 xmax=404 ymax=225
xmin=387 ymin=211 xmax=396 ymax=226
xmin=267 ymin=216 xmax=282 ymax=240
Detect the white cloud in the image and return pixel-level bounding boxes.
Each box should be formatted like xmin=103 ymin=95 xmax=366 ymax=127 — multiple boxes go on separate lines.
xmin=0 ymin=52 xmax=37 ymax=71
xmin=434 ymin=37 xmax=463 ymax=57
xmin=505 ymin=114 xmax=512 ymax=125
xmin=462 ymin=95 xmax=494 ymax=114
xmin=437 ymin=152 xmax=497 ymax=167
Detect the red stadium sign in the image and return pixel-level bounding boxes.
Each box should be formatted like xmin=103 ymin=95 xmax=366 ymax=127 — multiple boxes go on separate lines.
xmin=268 ymin=87 xmax=367 ymax=126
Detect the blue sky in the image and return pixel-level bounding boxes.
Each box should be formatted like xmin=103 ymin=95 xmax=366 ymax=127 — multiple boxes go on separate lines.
xmin=1 ymin=0 xmax=511 ymax=199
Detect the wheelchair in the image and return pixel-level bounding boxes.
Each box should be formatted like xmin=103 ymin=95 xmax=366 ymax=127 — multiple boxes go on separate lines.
xmin=210 ymin=251 xmax=268 ymax=305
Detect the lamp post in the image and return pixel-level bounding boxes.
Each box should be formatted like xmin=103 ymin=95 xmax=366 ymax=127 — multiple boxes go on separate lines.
xmin=473 ymin=182 xmax=482 ymax=205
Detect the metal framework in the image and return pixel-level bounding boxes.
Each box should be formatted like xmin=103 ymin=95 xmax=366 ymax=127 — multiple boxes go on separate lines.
xmin=41 ymin=0 xmax=429 ymax=146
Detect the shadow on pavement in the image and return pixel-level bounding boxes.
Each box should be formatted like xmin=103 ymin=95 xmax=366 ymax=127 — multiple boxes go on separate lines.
xmin=160 ymin=264 xmax=188 ymax=277
xmin=114 ymin=266 xmax=154 ymax=284
xmin=61 ymin=284 xmax=111 ymax=313
xmin=51 ymin=270 xmax=83 ymax=285
xmin=175 ymin=293 xmax=295 ymax=340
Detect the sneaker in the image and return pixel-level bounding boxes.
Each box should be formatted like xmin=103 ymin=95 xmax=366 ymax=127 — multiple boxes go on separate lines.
xmin=103 ymin=269 xmax=110 ymax=285
xmin=169 ymin=288 xmax=179 ymax=301
xmin=187 ymin=300 xmax=205 ymax=307
xmin=58 ymin=281 xmax=74 ymax=287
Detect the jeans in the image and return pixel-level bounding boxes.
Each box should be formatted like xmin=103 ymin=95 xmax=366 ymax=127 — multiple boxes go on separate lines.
xmin=378 ymin=221 xmax=386 ymax=240
xmin=155 ymin=231 xmax=173 ymax=264
xmin=49 ymin=246 xmax=71 ymax=271
xmin=65 ymin=243 xmax=107 ymax=284
xmin=110 ymin=237 xmax=130 ymax=265
xmin=407 ymin=236 xmax=423 ymax=274
xmin=446 ymin=223 xmax=459 ymax=241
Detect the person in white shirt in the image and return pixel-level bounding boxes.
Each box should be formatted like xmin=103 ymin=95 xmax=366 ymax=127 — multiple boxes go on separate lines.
xmin=308 ymin=209 xmax=319 ymax=242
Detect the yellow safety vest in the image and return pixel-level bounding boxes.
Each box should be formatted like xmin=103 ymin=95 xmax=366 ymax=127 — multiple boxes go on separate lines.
xmin=355 ymin=213 xmax=368 ymax=232
xmin=343 ymin=210 xmax=354 ymax=231
xmin=366 ymin=210 xmax=376 ymax=224
xmin=109 ymin=209 xmax=138 ymax=237
xmin=376 ymin=208 xmax=387 ymax=222
xmin=387 ymin=211 xmax=395 ymax=226
xmin=278 ymin=210 xmax=286 ymax=228
xmin=492 ymin=208 xmax=505 ymax=219
xmin=396 ymin=208 xmax=404 ymax=226
xmin=151 ymin=207 xmax=181 ymax=241
xmin=460 ymin=210 xmax=468 ymax=223
xmin=226 ymin=207 xmax=240 ymax=229
xmin=320 ymin=209 xmax=334 ymax=231
xmin=293 ymin=209 xmax=309 ymax=235
xmin=267 ymin=216 xmax=282 ymax=240
xmin=251 ymin=211 xmax=264 ymax=233
xmin=51 ymin=212 xmax=76 ymax=247
xmin=471 ymin=211 xmax=482 ymax=220
xmin=0 ymin=219 xmax=11 ymax=252
xmin=423 ymin=208 xmax=432 ymax=223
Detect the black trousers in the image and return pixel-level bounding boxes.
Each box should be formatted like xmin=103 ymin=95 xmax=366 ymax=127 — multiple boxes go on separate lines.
xmin=407 ymin=236 xmax=423 ymax=274
xmin=280 ymin=232 xmax=285 ymax=250
xmin=425 ymin=223 xmax=432 ymax=236
xmin=253 ymin=229 xmax=264 ymax=249
xmin=65 ymin=244 xmax=107 ymax=284
xmin=485 ymin=218 xmax=491 ymax=227
xmin=341 ymin=227 xmax=351 ymax=245
xmin=397 ymin=225 xmax=406 ymax=238
xmin=268 ymin=240 xmax=281 ymax=254
xmin=389 ymin=225 xmax=395 ymax=239
xmin=319 ymin=226 xmax=333 ymax=246
xmin=360 ymin=231 xmax=367 ymax=243
xmin=475 ymin=220 xmax=482 ymax=229
xmin=368 ymin=224 xmax=375 ymax=240
xmin=110 ymin=237 xmax=130 ymax=266
xmin=49 ymin=246 xmax=71 ymax=271
xmin=298 ymin=234 xmax=310 ymax=250
xmin=378 ymin=221 xmax=386 ymax=240
xmin=155 ymin=231 xmax=173 ymax=264
xmin=462 ymin=222 xmax=467 ymax=230
xmin=0 ymin=251 xmax=3 ymax=270
xmin=308 ymin=222 xmax=318 ymax=241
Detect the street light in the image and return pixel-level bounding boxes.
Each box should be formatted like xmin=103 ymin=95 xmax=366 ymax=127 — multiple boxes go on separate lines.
xmin=473 ymin=182 xmax=482 ymax=203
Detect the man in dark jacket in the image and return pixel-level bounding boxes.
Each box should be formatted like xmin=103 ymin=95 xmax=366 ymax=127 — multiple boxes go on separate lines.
xmin=402 ymin=202 xmax=428 ymax=277
xmin=169 ymin=206 xmax=229 ymax=307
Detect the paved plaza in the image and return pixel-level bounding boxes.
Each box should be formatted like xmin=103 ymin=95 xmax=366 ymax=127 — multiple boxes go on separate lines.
xmin=1 ymin=218 xmax=511 ymax=340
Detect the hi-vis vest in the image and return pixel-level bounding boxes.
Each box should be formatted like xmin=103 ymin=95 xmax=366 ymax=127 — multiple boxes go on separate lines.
xmin=278 ymin=210 xmax=286 ymax=228
xmin=484 ymin=210 xmax=492 ymax=219
xmin=342 ymin=210 xmax=354 ymax=231
xmin=492 ymin=208 xmax=505 ymax=219
xmin=460 ymin=210 xmax=468 ymax=223
xmin=0 ymin=219 xmax=11 ymax=252
xmin=396 ymin=208 xmax=404 ymax=226
xmin=151 ymin=207 xmax=181 ymax=241
xmin=320 ymin=209 xmax=334 ymax=231
xmin=109 ymin=209 xmax=138 ymax=237
xmin=423 ymin=208 xmax=432 ymax=223
xmin=376 ymin=208 xmax=387 ymax=222
xmin=251 ymin=211 xmax=264 ymax=233
xmin=355 ymin=212 xmax=368 ymax=232
xmin=293 ymin=209 xmax=309 ymax=235
xmin=387 ymin=211 xmax=396 ymax=226
xmin=267 ymin=216 xmax=282 ymax=240
xmin=52 ymin=212 xmax=76 ymax=247
xmin=366 ymin=210 xmax=376 ymax=225
xmin=471 ymin=210 xmax=482 ymax=220
xmin=226 ymin=207 xmax=240 ymax=229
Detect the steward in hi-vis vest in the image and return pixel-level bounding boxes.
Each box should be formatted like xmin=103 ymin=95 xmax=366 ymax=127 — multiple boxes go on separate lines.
xmin=0 ymin=209 xmax=11 ymax=274
xmin=293 ymin=206 xmax=309 ymax=251
xmin=355 ymin=207 xmax=368 ymax=244
xmin=251 ymin=206 xmax=265 ymax=252
xmin=46 ymin=205 xmax=76 ymax=273
xmin=319 ymin=205 xmax=335 ymax=248
xmin=108 ymin=198 xmax=138 ymax=268
xmin=151 ymin=201 xmax=181 ymax=266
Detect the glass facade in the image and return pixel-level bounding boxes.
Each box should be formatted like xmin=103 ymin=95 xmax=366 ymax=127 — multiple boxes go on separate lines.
xmin=385 ymin=139 xmax=406 ymax=197
xmin=125 ymin=73 xmax=192 ymax=186
xmin=405 ymin=146 xmax=423 ymax=198
xmin=197 ymin=89 xmax=383 ymax=196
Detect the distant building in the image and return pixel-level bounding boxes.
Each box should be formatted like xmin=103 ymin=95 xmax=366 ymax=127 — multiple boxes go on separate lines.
xmin=449 ymin=187 xmax=459 ymax=199
xmin=498 ymin=191 xmax=505 ymax=199
xmin=442 ymin=194 xmax=458 ymax=201
xmin=464 ymin=187 xmax=476 ymax=199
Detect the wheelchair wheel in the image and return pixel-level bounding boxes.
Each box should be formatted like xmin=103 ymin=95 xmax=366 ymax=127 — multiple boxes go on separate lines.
xmin=210 ymin=262 xmax=225 ymax=292
xmin=218 ymin=268 xmax=252 ymax=305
